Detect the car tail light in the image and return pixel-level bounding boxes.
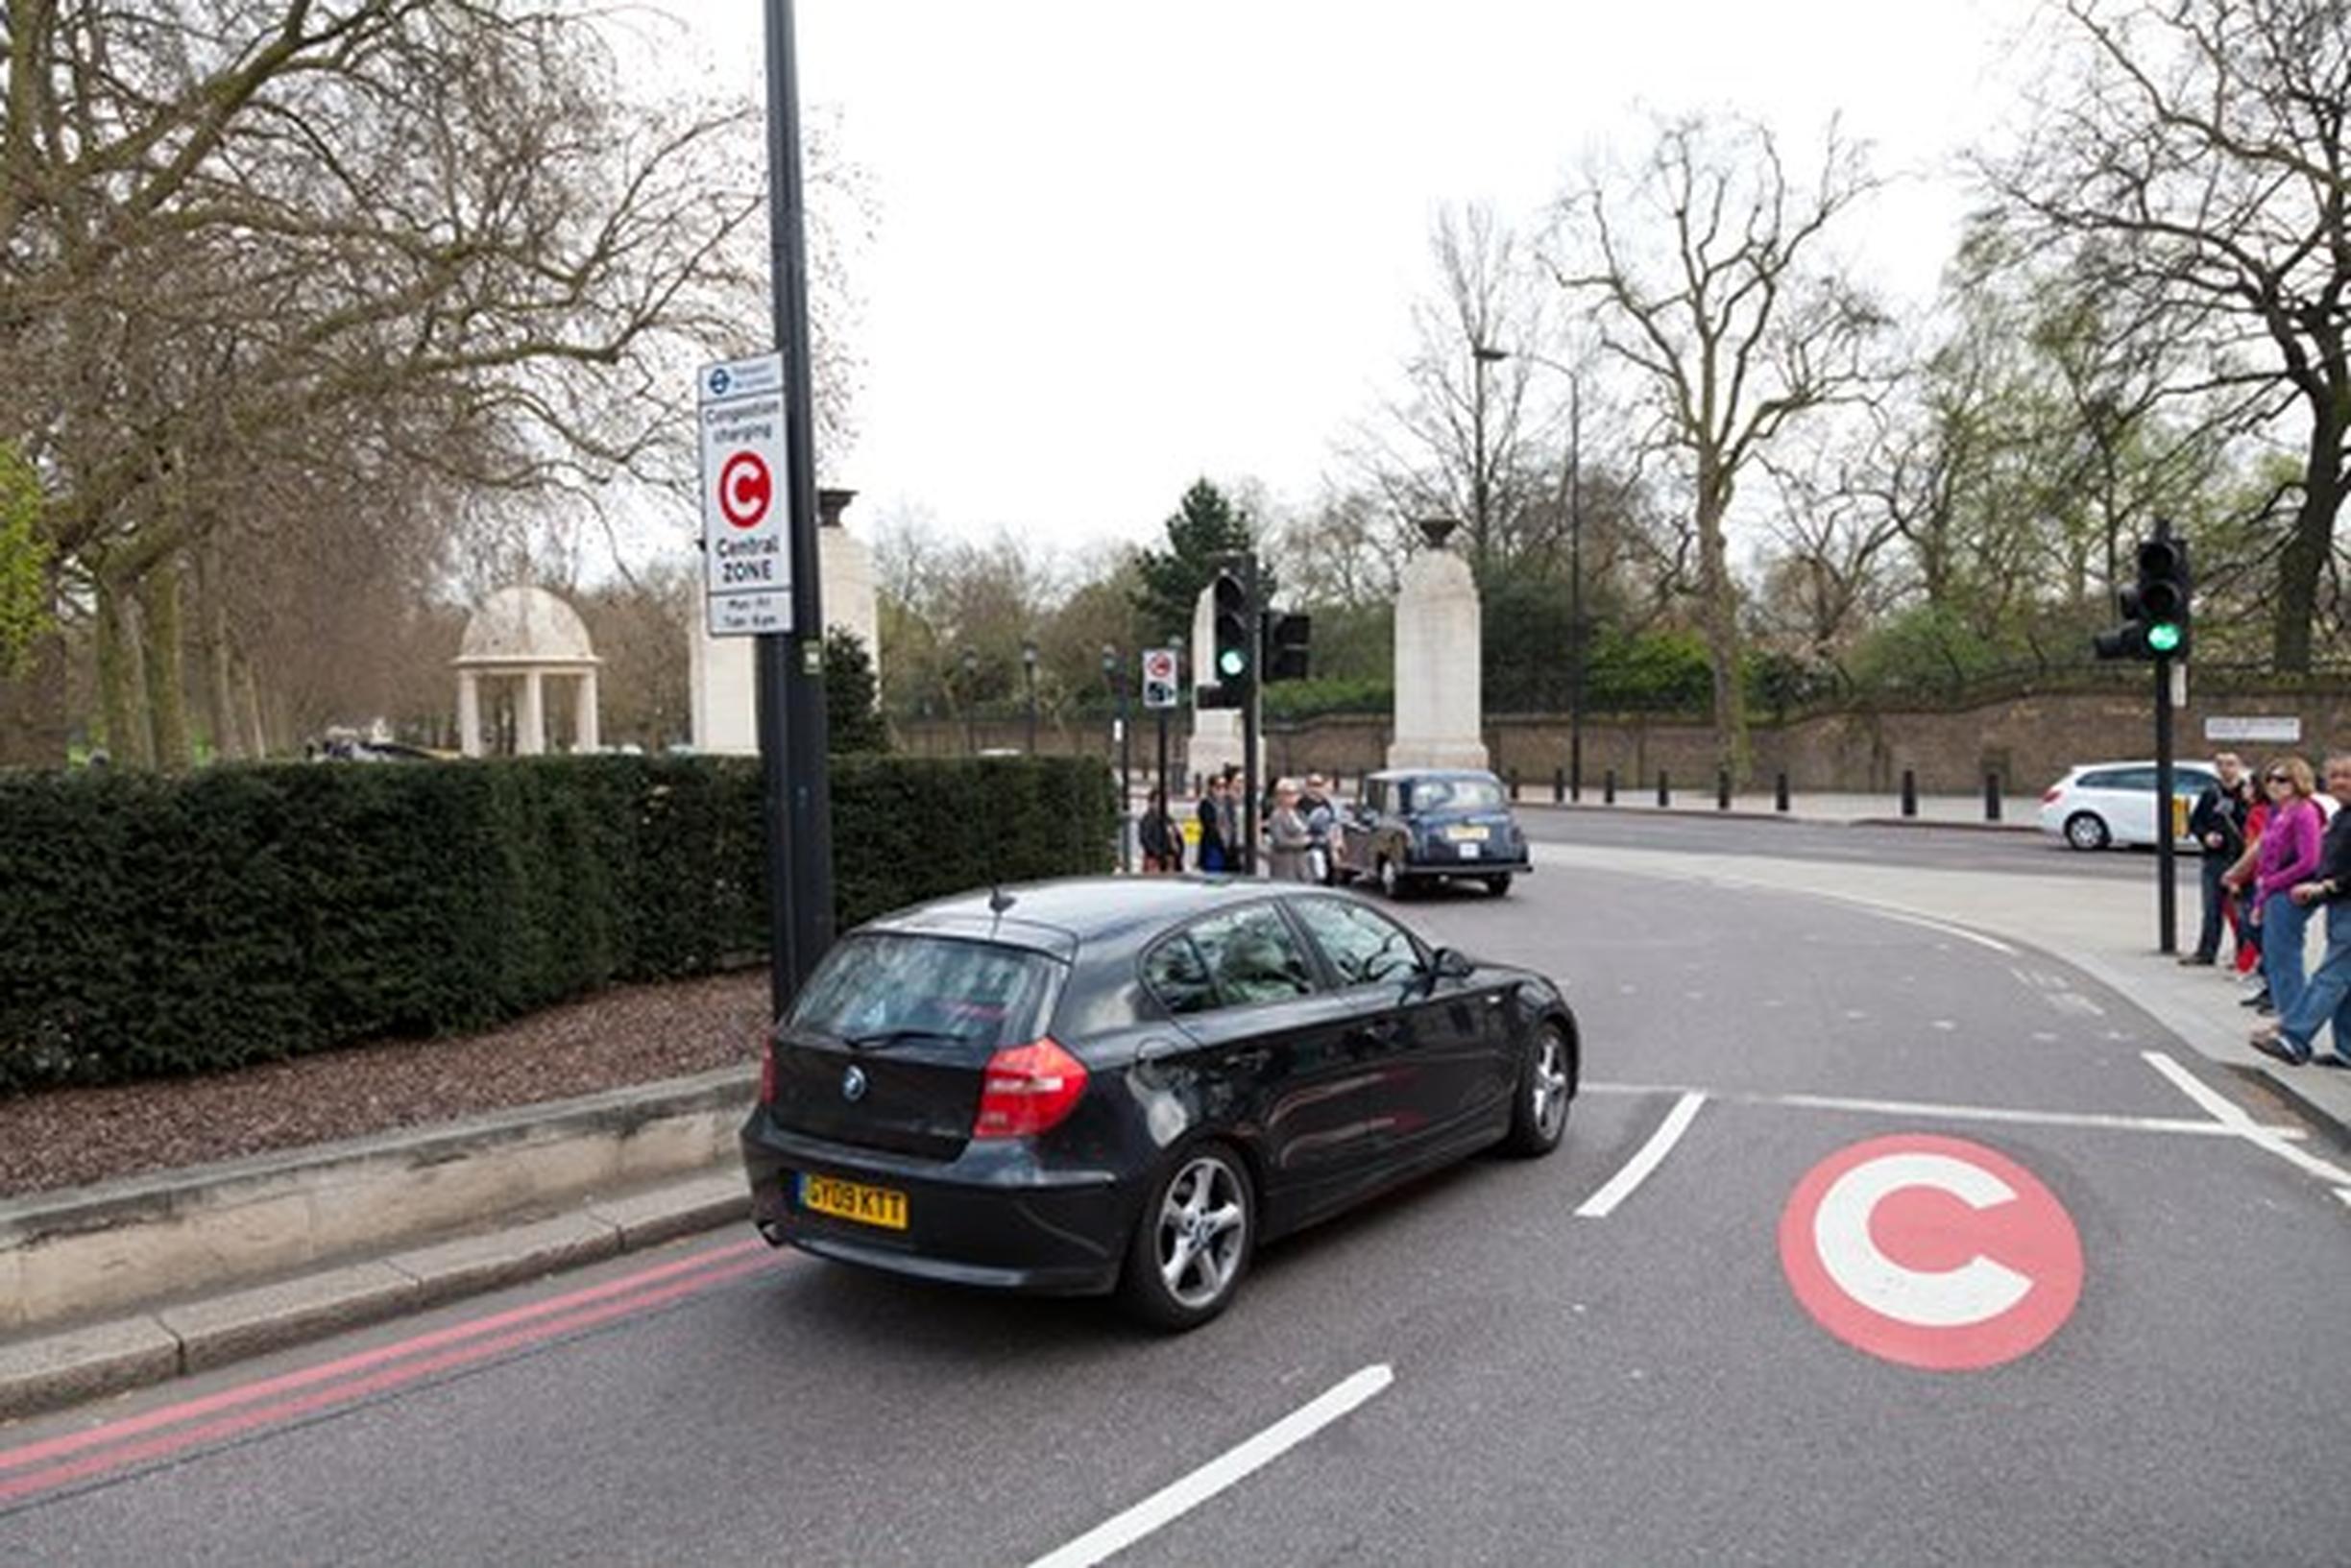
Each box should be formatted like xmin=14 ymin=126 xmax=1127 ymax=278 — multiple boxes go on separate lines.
xmin=759 ymin=1033 xmax=778 ymax=1106
xmin=973 ymin=1037 xmax=1089 ymax=1140
xmin=2041 ymin=787 xmax=2064 ymax=805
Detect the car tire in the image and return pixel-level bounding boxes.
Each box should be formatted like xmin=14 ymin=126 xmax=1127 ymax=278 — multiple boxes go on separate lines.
xmin=1118 ymin=1143 xmax=1254 ymax=1332
xmin=2064 ymin=811 xmax=2111 ymax=852
xmin=1500 ymin=1019 xmax=1572 ymax=1158
xmin=1485 ymin=874 xmax=1513 ymax=897
xmin=1377 ymin=856 xmax=1408 ymax=899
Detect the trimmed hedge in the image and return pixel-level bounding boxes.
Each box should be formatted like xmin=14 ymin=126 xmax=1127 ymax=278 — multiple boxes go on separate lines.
xmin=0 ymin=754 xmax=1115 ymax=1092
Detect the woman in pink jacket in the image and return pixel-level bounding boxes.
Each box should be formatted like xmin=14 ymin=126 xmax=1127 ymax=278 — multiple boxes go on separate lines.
xmin=2253 ymin=757 xmax=2327 ymax=1026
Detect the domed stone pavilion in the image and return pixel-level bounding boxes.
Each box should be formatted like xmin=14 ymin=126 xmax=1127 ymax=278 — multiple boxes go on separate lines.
xmin=452 ymin=586 xmax=602 ymax=756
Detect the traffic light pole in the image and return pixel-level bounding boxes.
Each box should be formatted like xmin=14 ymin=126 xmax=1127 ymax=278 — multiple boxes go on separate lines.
xmin=2154 ymin=653 xmax=2176 ymax=955
xmin=1242 ymin=553 xmax=1260 ymax=877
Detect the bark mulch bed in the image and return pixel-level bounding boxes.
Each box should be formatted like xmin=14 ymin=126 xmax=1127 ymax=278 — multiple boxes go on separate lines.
xmin=0 ymin=970 xmax=771 ymax=1201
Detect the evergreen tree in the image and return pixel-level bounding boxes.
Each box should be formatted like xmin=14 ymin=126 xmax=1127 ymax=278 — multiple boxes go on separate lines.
xmin=824 ymin=627 xmax=890 ymax=753
xmin=1131 ymin=479 xmax=1273 ymax=641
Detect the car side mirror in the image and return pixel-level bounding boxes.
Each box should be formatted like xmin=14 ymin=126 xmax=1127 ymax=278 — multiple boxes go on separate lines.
xmin=1429 ymin=947 xmax=1475 ymax=981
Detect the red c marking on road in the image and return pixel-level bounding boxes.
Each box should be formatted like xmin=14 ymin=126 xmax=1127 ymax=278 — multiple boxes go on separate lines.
xmin=718 ymin=451 xmax=772 ymax=528
xmin=1778 ymin=1133 xmax=2082 ymax=1371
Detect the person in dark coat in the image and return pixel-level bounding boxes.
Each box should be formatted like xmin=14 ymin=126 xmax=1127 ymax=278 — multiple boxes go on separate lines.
xmin=1196 ymin=777 xmax=1226 ymax=873
xmin=2185 ymin=752 xmax=2252 ymax=965
xmin=1139 ymin=787 xmax=1185 ymax=874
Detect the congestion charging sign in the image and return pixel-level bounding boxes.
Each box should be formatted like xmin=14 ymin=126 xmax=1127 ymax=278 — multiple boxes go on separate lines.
xmin=1779 ymin=1133 xmax=2083 ymax=1371
xmin=699 ymin=354 xmax=791 ymax=637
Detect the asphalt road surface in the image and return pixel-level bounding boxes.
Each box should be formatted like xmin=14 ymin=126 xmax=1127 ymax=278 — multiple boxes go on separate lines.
xmin=4 ymin=866 xmax=2343 ymax=1566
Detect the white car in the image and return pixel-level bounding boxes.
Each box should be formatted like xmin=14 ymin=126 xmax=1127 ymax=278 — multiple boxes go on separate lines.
xmin=2038 ymin=760 xmax=2219 ymax=851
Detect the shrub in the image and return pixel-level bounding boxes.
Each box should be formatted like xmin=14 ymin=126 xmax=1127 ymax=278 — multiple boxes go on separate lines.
xmin=0 ymin=753 xmax=1114 ymax=1092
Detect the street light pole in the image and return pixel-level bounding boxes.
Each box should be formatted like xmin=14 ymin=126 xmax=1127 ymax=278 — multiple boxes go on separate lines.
xmin=959 ymin=647 xmax=978 ymax=757
xmin=1103 ymin=645 xmax=1130 ymax=872
xmin=1021 ymin=639 xmax=1038 ymax=755
xmin=757 ymin=0 xmax=833 ymax=1011
xmin=1567 ymin=376 xmax=1585 ymax=803
xmin=1471 ymin=344 xmax=1506 ymax=570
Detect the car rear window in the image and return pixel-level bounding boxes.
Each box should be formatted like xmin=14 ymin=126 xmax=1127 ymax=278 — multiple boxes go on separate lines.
xmin=1407 ymin=776 xmax=1504 ymax=811
xmin=786 ymin=934 xmax=1057 ymax=1050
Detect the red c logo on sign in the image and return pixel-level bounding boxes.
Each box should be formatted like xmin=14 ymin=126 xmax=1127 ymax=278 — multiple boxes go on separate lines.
xmin=1779 ymin=1133 xmax=2082 ymax=1371
xmin=719 ymin=452 xmax=772 ymax=529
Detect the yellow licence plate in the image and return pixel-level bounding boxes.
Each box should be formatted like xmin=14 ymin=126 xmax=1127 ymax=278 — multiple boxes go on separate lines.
xmin=1446 ymin=825 xmax=1491 ymax=842
xmin=799 ymin=1173 xmax=909 ymax=1230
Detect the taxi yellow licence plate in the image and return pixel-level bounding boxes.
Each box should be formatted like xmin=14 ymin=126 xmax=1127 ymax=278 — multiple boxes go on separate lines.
xmin=1446 ymin=825 xmax=1491 ymax=842
xmin=798 ymin=1173 xmax=909 ymax=1230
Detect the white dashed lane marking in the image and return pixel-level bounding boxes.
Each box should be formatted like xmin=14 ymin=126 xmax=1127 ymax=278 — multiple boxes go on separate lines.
xmin=1026 ymin=1364 xmax=1394 ymax=1568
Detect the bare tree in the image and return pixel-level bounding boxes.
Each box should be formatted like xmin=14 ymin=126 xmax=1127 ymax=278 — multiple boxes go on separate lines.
xmin=1549 ymin=114 xmax=1887 ymax=777
xmin=1342 ymin=204 xmax=1562 ymax=578
xmin=1981 ymin=0 xmax=2351 ymax=669
xmin=0 ymin=2 xmax=821 ymax=763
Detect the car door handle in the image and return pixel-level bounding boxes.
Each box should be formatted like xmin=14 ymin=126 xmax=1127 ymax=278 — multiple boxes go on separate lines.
xmin=1352 ymin=1020 xmax=1403 ymax=1047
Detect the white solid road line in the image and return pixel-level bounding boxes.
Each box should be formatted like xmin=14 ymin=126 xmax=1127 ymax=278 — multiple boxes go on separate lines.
xmin=1582 ymin=1079 xmax=2305 ymax=1140
xmin=1026 ymin=1364 xmax=1394 ymax=1568
xmin=2141 ymin=1050 xmax=2351 ymax=1186
xmin=1576 ymin=1091 xmax=1707 ymax=1218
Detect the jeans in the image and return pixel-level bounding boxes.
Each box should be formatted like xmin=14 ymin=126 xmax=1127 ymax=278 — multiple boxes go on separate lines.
xmin=2196 ymin=853 xmax=2230 ymax=959
xmin=2262 ymin=890 xmax=2313 ymax=1025
xmin=2280 ymin=902 xmax=2351 ymax=1062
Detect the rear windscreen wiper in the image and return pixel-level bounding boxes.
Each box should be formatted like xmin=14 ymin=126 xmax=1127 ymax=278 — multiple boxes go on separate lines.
xmin=841 ymin=1027 xmax=975 ymax=1052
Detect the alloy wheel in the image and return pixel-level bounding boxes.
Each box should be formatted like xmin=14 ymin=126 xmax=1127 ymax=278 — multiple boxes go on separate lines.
xmin=1155 ymin=1155 xmax=1248 ymax=1309
xmin=1530 ymin=1028 xmax=1569 ymax=1141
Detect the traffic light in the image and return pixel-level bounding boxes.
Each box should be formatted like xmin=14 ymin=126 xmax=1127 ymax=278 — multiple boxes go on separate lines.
xmin=1263 ymin=612 xmax=1311 ymax=682
xmin=1199 ymin=560 xmax=1253 ymax=709
xmin=2094 ymin=527 xmax=2193 ymax=662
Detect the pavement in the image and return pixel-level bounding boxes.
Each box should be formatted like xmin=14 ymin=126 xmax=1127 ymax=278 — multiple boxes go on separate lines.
xmin=1 ymin=849 xmax=2342 ymax=1563
xmin=1516 ymin=787 xmax=2042 ymax=831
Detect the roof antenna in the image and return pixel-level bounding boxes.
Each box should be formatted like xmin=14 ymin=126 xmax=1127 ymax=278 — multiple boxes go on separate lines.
xmin=988 ymin=880 xmax=1015 ymax=916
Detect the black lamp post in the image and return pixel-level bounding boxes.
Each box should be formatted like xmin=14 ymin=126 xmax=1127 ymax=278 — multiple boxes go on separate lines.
xmin=958 ymin=647 xmax=978 ymax=757
xmin=1103 ymin=644 xmax=1130 ymax=872
xmin=1471 ymin=342 xmax=1508 ymax=573
xmin=1020 ymin=639 xmax=1039 ymax=755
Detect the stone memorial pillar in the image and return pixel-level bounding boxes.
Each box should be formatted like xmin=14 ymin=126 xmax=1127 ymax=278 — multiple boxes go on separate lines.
xmin=1387 ymin=519 xmax=1488 ymax=770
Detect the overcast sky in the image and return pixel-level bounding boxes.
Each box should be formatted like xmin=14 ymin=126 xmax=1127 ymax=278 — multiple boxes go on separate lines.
xmin=677 ymin=0 xmax=2040 ymax=560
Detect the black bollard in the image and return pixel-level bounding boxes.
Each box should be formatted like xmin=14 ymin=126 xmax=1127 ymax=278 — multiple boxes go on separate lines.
xmin=1985 ymin=771 xmax=2002 ymax=823
xmin=1901 ymin=768 xmax=1919 ymax=818
xmin=1604 ymin=768 xmax=1617 ymax=806
xmin=1775 ymin=772 xmax=1791 ymax=813
xmin=1553 ymin=766 xmax=1564 ymax=804
xmin=1509 ymin=768 xmax=1520 ymax=801
xmin=1717 ymin=768 xmax=1732 ymax=810
xmin=1658 ymin=769 xmax=1671 ymax=808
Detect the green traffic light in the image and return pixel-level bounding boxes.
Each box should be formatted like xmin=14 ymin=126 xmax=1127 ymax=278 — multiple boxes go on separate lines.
xmin=1218 ymin=648 xmax=1247 ymax=678
xmin=2147 ymin=621 xmax=2183 ymax=654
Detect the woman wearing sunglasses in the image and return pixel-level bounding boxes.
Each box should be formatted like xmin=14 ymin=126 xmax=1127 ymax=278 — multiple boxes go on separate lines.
xmin=2247 ymin=757 xmax=2326 ymax=1031
xmin=2253 ymin=754 xmax=2351 ymax=1067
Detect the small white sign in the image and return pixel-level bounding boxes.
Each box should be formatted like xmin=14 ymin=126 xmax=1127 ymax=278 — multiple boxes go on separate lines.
xmin=699 ymin=353 xmax=791 ymax=637
xmin=2205 ymin=715 xmax=2301 ymax=743
xmin=1141 ymin=647 xmax=1179 ymax=710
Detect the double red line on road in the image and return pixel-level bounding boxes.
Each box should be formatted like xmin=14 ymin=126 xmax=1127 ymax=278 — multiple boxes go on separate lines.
xmin=0 ymin=1238 xmax=780 ymax=1508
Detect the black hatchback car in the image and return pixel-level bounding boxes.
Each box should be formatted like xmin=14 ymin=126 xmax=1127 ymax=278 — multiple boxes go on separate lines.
xmin=740 ymin=878 xmax=1577 ymax=1328
xmin=1341 ymin=768 xmax=1532 ymax=898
